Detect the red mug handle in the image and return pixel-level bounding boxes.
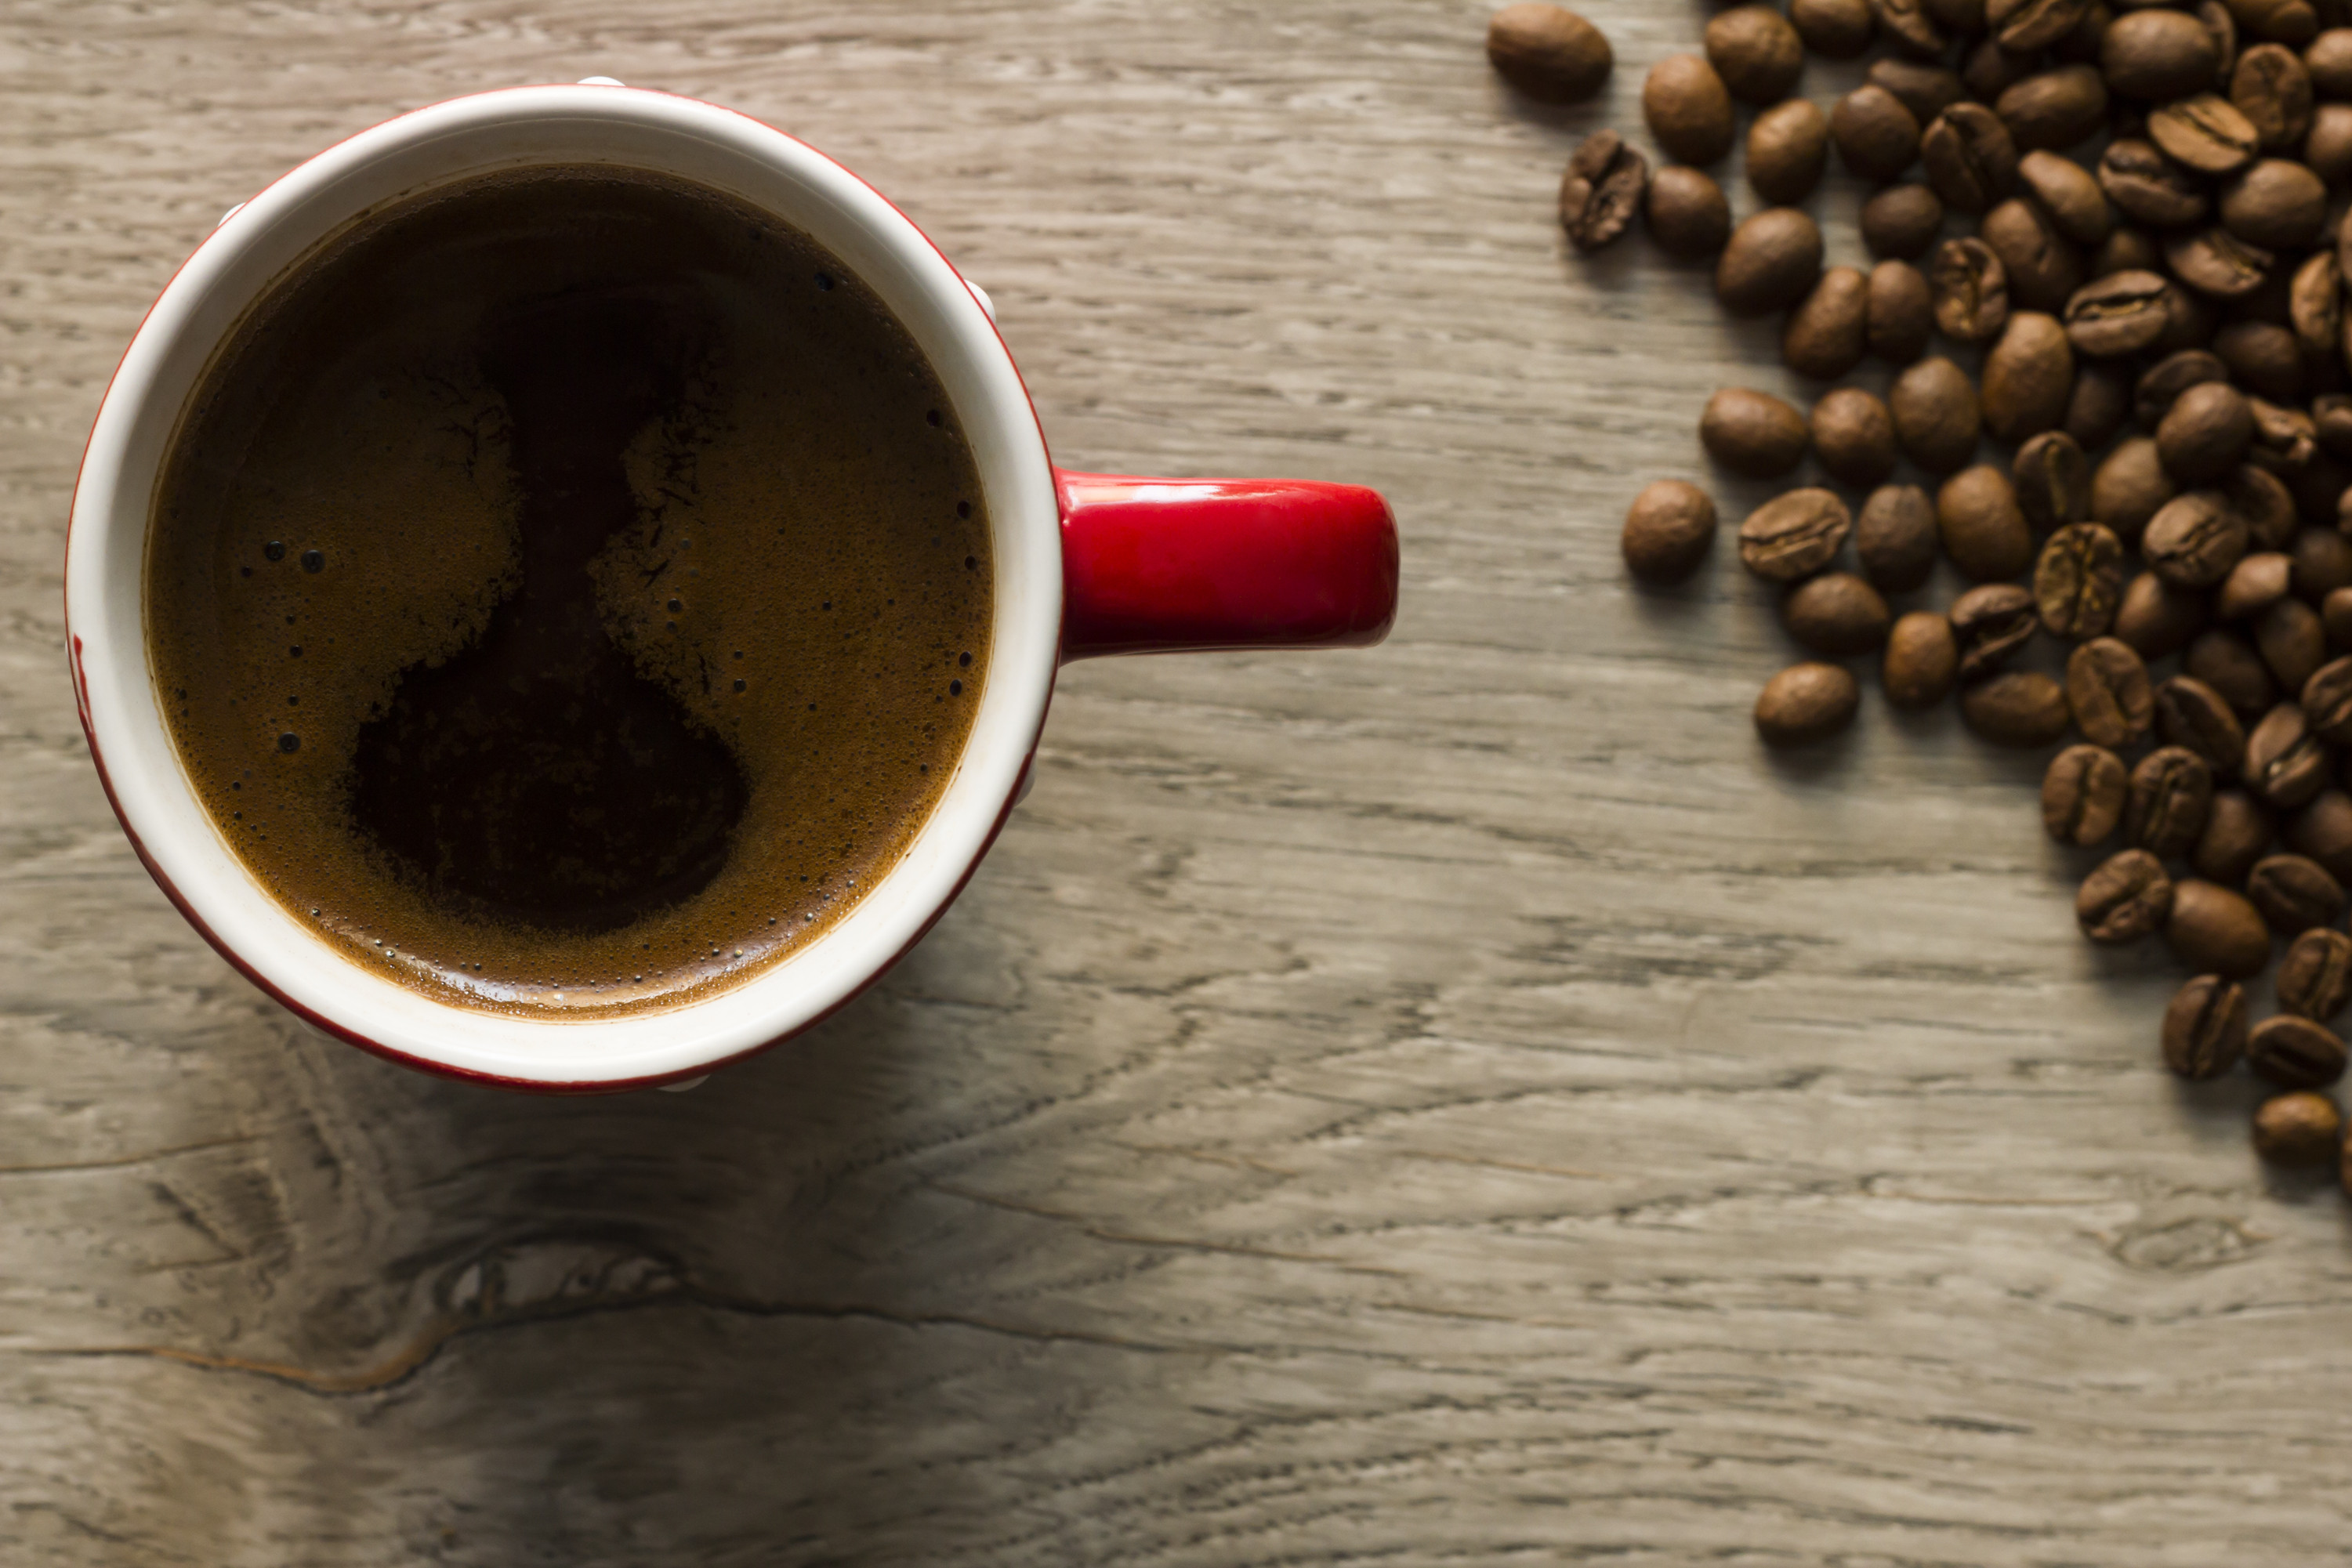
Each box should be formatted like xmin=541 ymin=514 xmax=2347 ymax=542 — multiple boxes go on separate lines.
xmin=1056 ymin=469 xmax=1400 ymax=661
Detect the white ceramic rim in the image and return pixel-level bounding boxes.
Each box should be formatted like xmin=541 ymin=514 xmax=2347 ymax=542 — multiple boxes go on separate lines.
xmin=63 ymin=85 xmax=1061 ymax=1089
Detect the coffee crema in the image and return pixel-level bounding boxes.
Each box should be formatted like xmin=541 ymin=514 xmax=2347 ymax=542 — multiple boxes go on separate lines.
xmin=147 ymin=165 xmax=992 ymax=1018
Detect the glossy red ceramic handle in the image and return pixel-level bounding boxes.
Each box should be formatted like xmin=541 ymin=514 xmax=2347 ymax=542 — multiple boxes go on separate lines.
xmin=1056 ymin=469 xmax=1400 ymax=661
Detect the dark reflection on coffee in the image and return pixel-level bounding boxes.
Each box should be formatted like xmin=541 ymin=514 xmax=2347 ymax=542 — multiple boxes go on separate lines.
xmin=147 ymin=165 xmax=992 ymax=1018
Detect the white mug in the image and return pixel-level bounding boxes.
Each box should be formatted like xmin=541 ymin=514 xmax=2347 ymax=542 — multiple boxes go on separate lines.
xmin=65 ymin=83 xmax=1397 ymax=1092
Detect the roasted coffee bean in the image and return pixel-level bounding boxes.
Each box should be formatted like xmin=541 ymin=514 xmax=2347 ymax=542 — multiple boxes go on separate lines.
xmin=2158 ymin=674 xmax=2252 ymax=777
xmin=1855 ymin=485 xmax=1939 ymax=594
xmin=1883 ymin=610 xmax=1960 ymax=707
xmin=1645 ymin=54 xmax=1736 ymax=165
xmin=2159 ymin=383 xmax=2257 ymax=483
xmin=2163 ymin=974 xmax=2249 ymax=1079
xmin=2308 ymin=26 xmax=2352 ymax=96
xmin=2220 ymin=157 xmax=2328 ymax=247
xmin=1865 ymin=260 xmax=1934 ymax=366
xmin=2136 ymin=349 xmax=2229 ymax=432
xmin=2294 ymin=528 xmax=2352 ymax=602
xmin=1892 ymin=357 xmax=1984 ymax=473
xmin=2115 ymin=569 xmax=2211 ymax=656
xmin=1869 ymin=57 xmax=1966 ymax=124
xmin=2014 ymin=429 xmax=2091 ymax=531
xmin=2096 ymin=225 xmax=2164 ymax=275
xmin=2318 ymin=395 xmax=2352 ymax=462
xmin=2063 ymin=270 xmax=2178 ymax=357
xmin=1938 ymin=465 xmax=2035 ymax=580
xmin=2289 ymin=789 xmax=2352 ymax=881
xmin=2187 ymin=628 xmax=2278 ymax=714
xmin=1963 ymin=36 xmax=2036 ymax=104
xmin=2017 ymin=150 xmax=2113 ymax=249
xmin=1929 ymin=237 xmax=2010 ymax=342
xmin=2249 ymin=849 xmax=2347 ymax=929
xmin=1981 ymin=311 xmax=2075 ymax=442
xmin=1989 ymin=0 xmax=2089 ymax=52
xmin=1791 ymin=0 xmax=1876 ymax=58
xmin=2035 ymin=523 xmax=2125 ymax=638
xmin=1705 ymin=5 xmax=1805 ymax=104
xmin=2252 ymin=1092 xmax=2343 ymax=1164
xmin=2097 ymin=139 xmax=2209 ymax=228
xmin=2214 ymin=320 xmax=2305 ymax=403
xmin=1861 ymin=183 xmax=1946 ymax=259
xmin=2303 ymin=654 xmax=2352 ymax=741
xmin=2226 ymin=465 xmax=2300 ymax=551
xmin=2249 ymin=1014 xmax=2350 ymax=1086
xmin=1739 ymin=489 xmax=1853 ymax=583
xmin=2233 ymin=42 xmax=2315 ymax=148
xmin=2243 ymin=397 xmax=2316 ymax=480
xmin=2219 ymin=552 xmax=2295 ymax=621
xmin=2129 ymin=745 xmax=2219 ymax=855
xmin=1487 ymin=5 xmax=1615 ymax=102
xmin=1747 ymin=99 xmax=1830 ymax=205
xmin=2044 ymin=743 xmax=2129 ymax=844
xmin=2245 ymin=704 xmax=2332 ymax=807
xmin=2167 ymin=878 xmax=2274 ymax=977
xmin=1559 ymin=131 xmax=1648 ymax=253
xmin=1622 ymin=480 xmax=1719 ymax=585
xmin=1785 ymin=267 xmax=1869 ymax=379
xmin=1981 ymin=197 xmax=2083 ymax=312
xmin=2166 ymin=226 xmax=2277 ymax=298
xmin=2278 ymin=927 xmax=2352 ymax=1019
xmin=2068 ymin=637 xmax=2154 ymax=747
xmin=1783 ymin=572 xmax=1893 ymax=657
xmin=2103 ymin=8 xmax=2227 ymax=100
xmin=1716 ymin=208 xmax=1825 ymax=315
xmin=2092 ymin=436 xmax=2177 ymax=543
xmin=1810 ymin=389 xmax=1898 ymax=487
xmin=1832 ymin=85 xmax=1924 ymax=183
xmin=1960 ymin=669 xmax=2071 ymax=745
xmin=1755 ymin=661 xmax=1861 ymax=744
xmin=2080 ymin=847 xmax=2178 ymax=941
xmin=2066 ymin=366 xmax=2132 ymax=457
xmin=2328 ymin=587 xmax=2352 ymax=649
xmin=2146 ymin=493 xmax=2252 ymax=590
xmin=1995 ymin=65 xmax=2110 ymax=150
xmin=2290 ymin=252 xmax=2341 ymax=357
xmin=2194 ymin=788 xmax=2275 ymax=883
xmin=1701 ymin=387 xmax=1810 ymax=477
xmin=2309 ymin=100 xmax=2352 ymax=181
xmin=1646 ymin=167 xmax=1733 ymax=261
xmin=2258 ymin=596 xmax=2326 ymax=691
xmin=1872 ymin=0 xmax=1952 ymax=59
xmin=2245 ymin=1 xmax=2319 ymax=49
xmin=1951 ymin=582 xmax=2042 ymax=678
xmin=1922 ymin=103 xmax=2020 ymax=213
xmin=2151 ymin=92 xmax=2263 ymax=172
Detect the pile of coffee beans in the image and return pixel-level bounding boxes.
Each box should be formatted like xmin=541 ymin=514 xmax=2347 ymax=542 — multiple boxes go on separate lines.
xmin=1491 ymin=0 xmax=2352 ymax=1187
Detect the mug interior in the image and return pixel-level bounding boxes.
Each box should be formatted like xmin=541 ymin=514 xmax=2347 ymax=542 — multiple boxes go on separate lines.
xmin=65 ymin=86 xmax=1060 ymax=1088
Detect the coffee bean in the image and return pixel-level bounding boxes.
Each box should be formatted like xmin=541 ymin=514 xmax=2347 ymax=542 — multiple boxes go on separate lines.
xmin=1559 ymin=131 xmax=1648 ymax=253
xmin=2214 ymin=320 xmax=2305 ymax=403
xmin=1864 ymin=261 xmax=1933 ymax=368
xmin=2258 ymin=595 xmax=2328 ymax=691
xmin=1930 ymin=237 xmax=2011 ymax=342
xmin=2318 ymin=395 xmax=2352 ymax=462
xmin=1995 ymin=65 xmax=2110 ymax=150
xmin=2220 ymin=157 xmax=2328 ymax=247
xmin=2096 ymin=224 xmax=2164 ymax=277
xmin=1883 ymin=610 xmax=1960 ymax=708
xmin=2146 ymin=494 xmax=2252 ymax=592
xmin=2017 ymin=150 xmax=2114 ymax=249
xmin=2103 ymin=8 xmax=2226 ymax=100
xmin=1810 ymin=388 xmax=1898 ymax=487
xmin=2166 ymin=226 xmax=2278 ymax=299
xmin=2303 ymin=653 xmax=2352 ymax=741
xmin=2226 ymin=465 xmax=2300 ymax=551
xmin=1784 ymin=267 xmax=1869 ymax=379
xmin=1870 ymin=57 xmax=1966 ymax=125
xmin=2080 ymin=846 xmax=2178 ymax=941
xmin=2289 ymin=252 xmax=2342 ymax=356
xmin=2068 ymin=636 xmax=2154 ymax=747
xmin=1872 ymin=0 xmax=1952 ymax=60
xmin=2328 ymin=587 xmax=2352 ymax=648
xmin=2163 ymin=974 xmax=2249 ymax=1079
xmin=1706 ymin=5 xmax=1805 ymax=104
xmin=2219 ymin=552 xmax=2295 ymax=621
xmin=1622 ymin=480 xmax=1719 ymax=585
xmin=2162 ymin=677 xmax=2252 ymax=784
xmin=2245 ymin=704 xmax=2332 ymax=808
xmin=2243 ymin=1 xmax=2319 ymax=49
xmin=1981 ymin=197 xmax=2083 ymax=312
xmin=1861 ymin=183 xmax=1946 ymax=259
xmin=2151 ymin=92 xmax=2263 ymax=173
xmin=2250 ymin=1014 xmax=2350 ymax=1086
xmin=2092 ymin=436 xmax=2178 ymax=542
xmin=1748 ymin=100 xmax=1830 ymax=205
xmin=2066 ymin=364 xmax=2132 ymax=452
xmin=2233 ymin=42 xmax=2315 ymax=149
xmin=2128 ymin=744 xmax=2219 ymax=855
xmin=1850 ymin=486 xmax=1936 ymax=596
xmin=2098 ymin=139 xmax=2209 ymax=228
xmin=1961 ymin=669 xmax=2071 ymax=745
xmin=1952 ymin=582 xmax=2042 ymax=679
xmin=1755 ymin=661 xmax=1861 ymax=744
xmin=1791 ymin=0 xmax=1875 ymax=59
xmin=2278 ymin=927 xmax=2352 ymax=1019
xmin=1740 ymin=487 xmax=1853 ymax=582
xmin=2252 ymin=1091 xmax=2343 ymax=1164
xmin=1784 ymin=572 xmax=1893 ymax=657
xmin=1923 ymin=103 xmax=2020 ymax=213
xmin=2187 ymin=628 xmax=2278 ymax=714
xmin=2136 ymin=350 xmax=2229 ymax=433
xmin=2044 ymin=743 xmax=2129 ymax=844
xmin=2308 ymin=100 xmax=2352 ymax=181
xmin=2159 ymin=383 xmax=2257 ymax=484
xmin=1988 ymin=0 xmax=2089 ymax=52
xmin=1647 ymin=167 xmax=1734 ymax=261
xmin=1964 ymin=36 xmax=2036 ymax=104
xmin=1716 ymin=208 xmax=1825 ymax=315
xmin=2062 ymin=270 xmax=2176 ymax=357
xmin=2035 ymin=522 xmax=2125 ymax=638
xmin=2194 ymin=788 xmax=2275 ymax=883
xmin=1701 ymin=387 xmax=1810 ymax=477
xmin=1829 ymin=87 xmax=1923 ymax=188
xmin=2014 ymin=429 xmax=2092 ymax=530
xmin=2249 ymin=849 xmax=2347 ymax=929
xmin=2288 ymin=789 xmax=2352 ymax=881
xmin=2167 ymin=878 xmax=2274 ymax=977
xmin=2307 ymin=26 xmax=2352 ymax=96
xmin=2115 ymin=569 xmax=2211 ymax=657
xmin=1645 ymin=54 xmax=1736 ymax=165
xmin=1487 ymin=5 xmax=1615 ymax=102
xmin=1981 ymin=311 xmax=2076 ymax=441
xmin=2293 ymin=530 xmax=2352 ymax=605
xmin=1938 ymin=465 xmax=2035 ymax=580
xmin=1892 ymin=357 xmax=1985 ymax=473
xmin=2245 ymin=400 xmax=2318 ymax=480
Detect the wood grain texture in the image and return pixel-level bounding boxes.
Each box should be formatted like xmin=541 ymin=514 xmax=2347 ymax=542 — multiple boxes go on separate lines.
xmin=6 ymin=2 xmax=2352 ymax=1562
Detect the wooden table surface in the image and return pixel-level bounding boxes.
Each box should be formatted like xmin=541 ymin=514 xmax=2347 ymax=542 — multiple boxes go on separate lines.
xmin=9 ymin=2 xmax=2352 ymax=1563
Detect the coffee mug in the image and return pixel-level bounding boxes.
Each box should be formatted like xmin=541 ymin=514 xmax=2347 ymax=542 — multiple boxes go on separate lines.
xmin=64 ymin=82 xmax=1398 ymax=1092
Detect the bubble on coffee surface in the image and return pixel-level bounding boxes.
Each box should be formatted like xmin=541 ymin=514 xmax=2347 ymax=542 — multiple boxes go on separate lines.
xmin=147 ymin=165 xmax=992 ymax=1019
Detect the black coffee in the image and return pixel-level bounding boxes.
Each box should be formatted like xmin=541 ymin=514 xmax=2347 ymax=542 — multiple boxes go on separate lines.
xmin=147 ymin=165 xmax=992 ymax=1018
